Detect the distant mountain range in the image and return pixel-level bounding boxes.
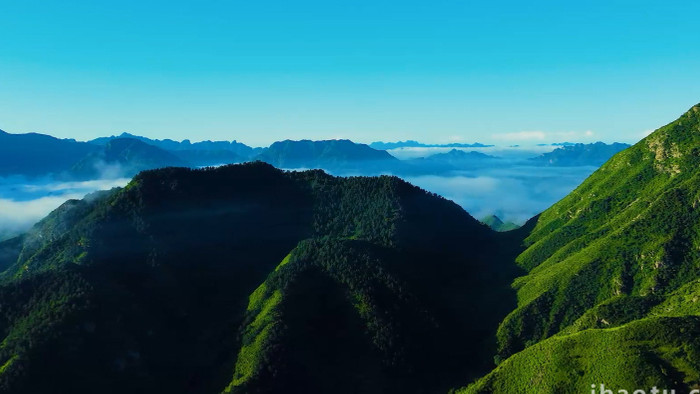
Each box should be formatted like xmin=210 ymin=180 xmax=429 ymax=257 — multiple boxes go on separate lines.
xmin=370 ymin=140 xmax=494 ymax=150
xmin=0 ymin=162 xmax=525 ymax=393
xmin=0 ymin=129 xmax=99 ymax=177
xmin=90 ymin=132 xmax=260 ymax=159
xmin=0 ymin=128 xmax=631 ymax=180
xmin=536 ymin=142 xmax=577 ymax=147
xmin=0 ymin=131 xmax=403 ymax=178
xmin=529 ymin=141 xmax=631 ymax=166
xmin=71 ymin=138 xmax=189 ymax=179
xmin=422 ymin=148 xmax=496 ymax=162
xmin=395 ymin=149 xmax=500 ymax=174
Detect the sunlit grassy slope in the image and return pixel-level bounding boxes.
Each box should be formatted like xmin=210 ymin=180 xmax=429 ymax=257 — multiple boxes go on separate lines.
xmin=456 ymin=105 xmax=700 ymax=393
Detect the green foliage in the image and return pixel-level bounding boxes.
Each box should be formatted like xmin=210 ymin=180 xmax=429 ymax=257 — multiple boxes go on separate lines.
xmin=228 ymin=257 xmax=286 ymax=389
xmin=456 ymin=104 xmax=700 ymax=393
xmin=228 ymin=232 xmax=523 ymax=394
xmin=7 ymin=105 xmax=700 ymax=394
xmin=460 ymin=317 xmax=700 ymax=394
xmin=0 ymin=161 xmax=522 ymax=394
xmin=0 ymin=266 xmax=95 ymax=393
xmin=495 ymin=104 xmax=700 ymax=361
xmin=481 ymin=215 xmax=521 ymax=232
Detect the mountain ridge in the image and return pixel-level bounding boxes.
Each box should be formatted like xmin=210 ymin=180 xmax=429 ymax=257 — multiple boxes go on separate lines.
xmin=254 ymin=139 xmax=398 ymax=170
xmin=370 ymin=141 xmax=494 ymax=150
xmin=0 ymin=161 xmax=525 ymax=394
xmin=456 ymin=103 xmax=700 ymax=393
xmin=70 ymin=138 xmax=189 ymax=179
xmin=0 ymin=130 xmax=99 ymax=177
xmin=89 ymin=132 xmax=258 ymax=158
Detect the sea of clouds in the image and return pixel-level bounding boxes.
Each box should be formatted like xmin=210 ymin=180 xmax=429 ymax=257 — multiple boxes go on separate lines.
xmin=0 ymin=176 xmax=130 ymax=240
xmin=0 ymin=144 xmax=597 ymax=239
xmin=376 ymin=145 xmax=596 ymax=224
xmin=405 ymin=165 xmax=597 ymax=224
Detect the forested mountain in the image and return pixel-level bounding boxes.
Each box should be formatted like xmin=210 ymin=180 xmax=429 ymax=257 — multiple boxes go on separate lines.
xmin=457 ymin=105 xmax=700 ymax=393
xmin=4 ymin=104 xmax=700 ymax=393
xmin=528 ymin=141 xmax=630 ymax=166
xmin=481 ymin=215 xmax=520 ymax=232
xmin=0 ymin=162 xmax=526 ymax=394
xmin=255 ymin=139 xmax=398 ymax=170
xmin=0 ymin=129 xmax=99 ymax=177
xmin=0 ymin=127 xmax=624 ymax=183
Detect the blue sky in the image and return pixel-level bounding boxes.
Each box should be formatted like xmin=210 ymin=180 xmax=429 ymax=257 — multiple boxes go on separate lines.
xmin=1 ymin=0 xmax=700 ymax=147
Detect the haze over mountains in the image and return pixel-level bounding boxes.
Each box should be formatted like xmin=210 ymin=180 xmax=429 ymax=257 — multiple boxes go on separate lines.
xmin=369 ymin=140 xmax=494 ymax=150
xmin=0 ymin=104 xmax=699 ymax=393
xmin=0 ymin=162 xmax=526 ymax=393
xmin=0 ymin=127 xmax=628 ymax=179
xmin=528 ymin=141 xmax=630 ymax=166
xmin=255 ymin=139 xmax=397 ymax=171
xmin=0 ymin=129 xmax=98 ymax=177
xmin=90 ymin=132 xmax=260 ymax=164
xmin=0 ymin=128 xmax=629 ymax=238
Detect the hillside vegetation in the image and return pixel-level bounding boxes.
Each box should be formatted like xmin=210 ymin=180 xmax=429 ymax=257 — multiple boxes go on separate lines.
xmin=0 ymin=162 xmax=525 ymax=394
xmin=4 ymin=104 xmax=700 ymax=393
xmin=456 ymin=105 xmax=700 ymax=393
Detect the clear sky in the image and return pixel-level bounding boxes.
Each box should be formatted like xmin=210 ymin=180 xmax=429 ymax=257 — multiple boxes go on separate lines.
xmin=2 ymin=0 xmax=700 ymax=147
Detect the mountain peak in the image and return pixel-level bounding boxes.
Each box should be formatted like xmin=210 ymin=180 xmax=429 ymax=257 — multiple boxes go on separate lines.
xmin=460 ymin=104 xmax=700 ymax=392
xmin=678 ymin=103 xmax=700 ymax=121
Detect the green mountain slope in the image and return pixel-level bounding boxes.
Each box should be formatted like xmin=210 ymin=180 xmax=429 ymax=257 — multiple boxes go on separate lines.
xmin=456 ymin=105 xmax=700 ymax=393
xmin=481 ymin=215 xmax=520 ymax=232
xmin=0 ymin=162 xmax=524 ymax=394
xmin=7 ymin=104 xmax=700 ymax=393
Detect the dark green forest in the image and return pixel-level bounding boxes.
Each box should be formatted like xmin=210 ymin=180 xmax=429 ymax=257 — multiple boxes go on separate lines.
xmin=0 ymin=161 xmax=526 ymax=393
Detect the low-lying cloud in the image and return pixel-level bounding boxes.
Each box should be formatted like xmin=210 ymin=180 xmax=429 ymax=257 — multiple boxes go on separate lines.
xmin=387 ymin=145 xmax=558 ymax=160
xmin=0 ymin=164 xmax=597 ymax=240
xmin=0 ymin=177 xmax=129 ymax=239
xmin=405 ymin=165 xmax=597 ymax=224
